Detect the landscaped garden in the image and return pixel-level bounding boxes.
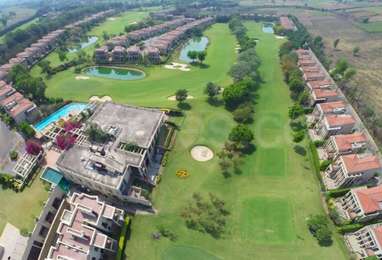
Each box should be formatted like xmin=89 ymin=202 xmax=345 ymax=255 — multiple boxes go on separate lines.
xmin=33 ymin=15 xmax=349 ymax=258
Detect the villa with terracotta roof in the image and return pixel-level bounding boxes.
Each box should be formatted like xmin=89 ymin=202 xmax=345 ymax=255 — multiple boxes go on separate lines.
xmin=306 ymin=78 xmax=334 ymax=91
xmin=325 ymin=133 xmax=368 ymax=160
xmin=95 ymin=46 xmax=109 ymax=63
xmin=311 ymin=88 xmax=339 ymax=105
xmin=38 ymin=192 xmax=124 ymax=260
xmin=345 ymin=223 xmax=382 ymax=259
xmin=0 ymin=91 xmax=39 ymax=123
xmin=279 ymin=16 xmax=296 ymax=31
xmin=303 ymin=71 xmax=326 ymax=82
xmin=339 ymin=185 xmax=382 ymax=222
xmin=144 ymin=47 xmax=161 ymax=64
xmin=126 ymin=46 xmax=142 ymax=63
xmin=314 ymin=114 xmax=356 ymax=139
xmin=111 ymin=46 xmax=126 ymax=63
xmin=323 ymin=154 xmax=382 ymax=189
xmin=313 ymin=100 xmax=347 ymax=122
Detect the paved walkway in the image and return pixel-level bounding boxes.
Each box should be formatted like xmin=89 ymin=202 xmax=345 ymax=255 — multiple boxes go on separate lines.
xmin=0 ymin=223 xmax=28 ymax=260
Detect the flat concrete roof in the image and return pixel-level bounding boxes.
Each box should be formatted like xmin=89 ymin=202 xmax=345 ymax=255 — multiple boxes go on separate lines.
xmin=89 ymin=102 xmax=164 ymax=149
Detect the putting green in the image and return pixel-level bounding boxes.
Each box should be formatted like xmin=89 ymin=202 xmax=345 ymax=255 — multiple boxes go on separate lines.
xmin=240 ymin=197 xmax=295 ymax=243
xmin=162 ymin=246 xmax=220 ymax=260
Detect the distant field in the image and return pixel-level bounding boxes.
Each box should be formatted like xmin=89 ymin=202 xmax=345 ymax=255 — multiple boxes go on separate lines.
xmin=356 ymin=21 xmax=382 ymax=33
xmin=0 ymin=17 xmax=39 ymax=43
xmin=0 ymin=6 xmax=37 ymax=31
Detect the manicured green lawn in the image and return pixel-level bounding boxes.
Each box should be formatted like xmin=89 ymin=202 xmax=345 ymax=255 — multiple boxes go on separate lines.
xmin=121 ymin=22 xmax=347 ymax=259
xmin=39 ymin=21 xmax=348 ymax=259
xmin=40 ymin=24 xmax=235 ymax=106
xmin=0 ymin=176 xmax=49 ymax=233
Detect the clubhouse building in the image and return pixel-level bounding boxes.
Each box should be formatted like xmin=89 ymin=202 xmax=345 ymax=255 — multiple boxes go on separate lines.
xmin=56 ymin=102 xmax=166 ymax=206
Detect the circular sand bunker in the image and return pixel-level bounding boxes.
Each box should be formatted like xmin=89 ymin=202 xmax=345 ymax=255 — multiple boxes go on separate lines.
xmin=191 ymin=145 xmax=214 ymax=162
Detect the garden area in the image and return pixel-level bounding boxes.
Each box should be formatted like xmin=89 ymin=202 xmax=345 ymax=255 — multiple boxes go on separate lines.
xmin=118 ymin=22 xmax=348 ymax=259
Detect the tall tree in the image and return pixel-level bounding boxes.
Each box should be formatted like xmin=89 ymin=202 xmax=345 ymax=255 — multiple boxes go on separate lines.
xmin=333 ymin=38 xmax=340 ymax=49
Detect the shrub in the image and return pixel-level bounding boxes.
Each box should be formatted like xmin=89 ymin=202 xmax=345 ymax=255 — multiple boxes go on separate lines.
xmin=290 ymin=119 xmax=306 ymax=132
xmin=288 ymin=104 xmax=304 ymax=119
xmin=56 ymin=134 xmax=76 ymax=150
xmin=326 ymin=188 xmax=351 ymax=198
xmin=9 ymin=150 xmax=18 ymax=161
xmin=337 ymin=223 xmax=364 ymax=234
xmin=116 ymin=217 xmax=130 ymax=260
xmin=320 ymin=160 xmax=332 ymax=171
xmin=307 ymin=214 xmax=333 ymax=246
xmin=292 ymin=130 xmax=305 ymax=143
xmin=86 ymin=123 xmax=112 ymax=143
xmin=18 ymin=122 xmax=36 ymax=138
xmin=229 ymin=124 xmax=254 ymax=149
xmin=314 ymin=140 xmax=325 ymax=147
xmin=158 ymin=226 xmax=177 ymax=241
xmin=26 ymin=140 xmax=43 ymax=155
xmin=232 ymin=103 xmax=254 ymax=123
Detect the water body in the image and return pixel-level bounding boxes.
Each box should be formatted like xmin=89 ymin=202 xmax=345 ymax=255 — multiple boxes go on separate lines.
xmin=262 ymin=23 xmax=274 ymax=34
xmin=179 ymin=36 xmax=209 ymax=63
xmin=34 ymin=103 xmax=88 ymax=132
xmin=68 ymin=36 xmax=98 ymax=53
xmin=84 ymin=66 xmax=146 ymax=81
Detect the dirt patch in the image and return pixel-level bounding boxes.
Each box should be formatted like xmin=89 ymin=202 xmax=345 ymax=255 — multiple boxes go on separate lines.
xmin=89 ymin=96 xmax=112 ymax=102
xmin=164 ymin=62 xmax=190 ymax=71
xmin=191 ymin=146 xmax=214 ymax=162
xmin=167 ymin=95 xmax=194 ymax=101
xmin=75 ymin=76 xmax=90 ymax=80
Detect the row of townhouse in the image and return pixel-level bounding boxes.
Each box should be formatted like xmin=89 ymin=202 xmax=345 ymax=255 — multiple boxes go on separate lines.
xmin=0 ymin=10 xmax=114 ymax=124
xmin=95 ymin=17 xmax=214 ymax=64
xmin=297 ymin=48 xmax=382 ymax=259
xmin=95 ymin=17 xmax=192 ymax=63
xmin=23 ymin=190 xmax=125 ymax=260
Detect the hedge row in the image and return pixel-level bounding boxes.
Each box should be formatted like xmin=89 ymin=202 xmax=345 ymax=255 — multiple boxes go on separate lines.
xmin=116 ymin=216 xmax=130 ymax=260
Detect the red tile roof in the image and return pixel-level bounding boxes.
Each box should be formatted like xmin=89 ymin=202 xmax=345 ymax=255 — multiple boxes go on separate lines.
xmin=333 ymin=133 xmax=368 ymax=152
xmin=8 ymin=98 xmax=34 ymax=117
xmin=354 ymin=186 xmax=382 ymax=214
xmin=0 ymin=92 xmax=23 ymax=106
xmin=301 ymin=66 xmax=321 ymax=73
xmin=325 ymin=114 xmax=356 ymax=127
xmin=0 ymin=84 xmax=15 ymax=98
xmin=304 ymin=71 xmax=325 ymax=80
xmin=372 ymin=226 xmax=382 ymax=249
xmin=318 ymin=101 xmax=346 ymax=113
xmin=342 ymin=154 xmax=381 ymax=174
xmin=313 ymin=88 xmax=338 ymax=99
xmin=280 ymin=16 xmax=295 ymax=30
xmin=308 ymin=79 xmax=334 ymax=89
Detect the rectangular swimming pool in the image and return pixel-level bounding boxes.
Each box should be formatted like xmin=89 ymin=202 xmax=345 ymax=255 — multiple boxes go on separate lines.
xmin=34 ymin=103 xmax=88 ymax=132
xmin=41 ymin=167 xmax=63 ymax=185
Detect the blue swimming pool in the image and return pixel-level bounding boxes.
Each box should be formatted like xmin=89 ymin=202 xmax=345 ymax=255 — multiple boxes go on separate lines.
xmin=34 ymin=103 xmax=88 ymax=132
xmin=41 ymin=167 xmax=63 ymax=185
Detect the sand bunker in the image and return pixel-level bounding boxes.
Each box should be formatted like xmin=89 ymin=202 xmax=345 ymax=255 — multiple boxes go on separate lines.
xmin=167 ymin=95 xmax=194 ymax=101
xmin=275 ymin=36 xmax=286 ymax=39
xmin=164 ymin=62 xmax=190 ymax=72
xmin=89 ymin=96 xmax=112 ymax=103
xmin=191 ymin=146 xmax=214 ymax=162
xmin=108 ymin=17 xmax=117 ymax=21
xmin=75 ymin=76 xmax=90 ymax=80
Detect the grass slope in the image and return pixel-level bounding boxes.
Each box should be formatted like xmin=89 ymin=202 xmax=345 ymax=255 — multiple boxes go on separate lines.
xmin=122 ymin=22 xmax=347 ymax=259
xmin=0 ymin=177 xmax=49 ymax=233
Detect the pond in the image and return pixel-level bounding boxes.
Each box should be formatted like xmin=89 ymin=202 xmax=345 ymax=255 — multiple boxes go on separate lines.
xmin=179 ymin=36 xmax=209 ymax=63
xmin=68 ymin=36 xmax=98 ymax=53
xmin=84 ymin=66 xmax=146 ymax=80
xmin=262 ymin=23 xmax=274 ymax=34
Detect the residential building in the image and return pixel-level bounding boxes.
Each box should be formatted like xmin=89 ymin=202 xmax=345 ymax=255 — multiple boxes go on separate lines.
xmin=311 ymin=88 xmax=339 ymax=105
xmin=306 ymin=78 xmax=334 ymax=91
xmin=313 ymin=100 xmax=347 ymax=122
xmin=57 ymin=102 xmax=166 ymax=205
xmin=144 ymin=47 xmax=161 ymax=64
xmin=325 ymin=132 xmax=368 ymax=160
xmin=0 ymin=83 xmax=16 ymax=100
xmin=111 ymin=46 xmax=126 ymax=63
xmin=279 ymin=16 xmax=296 ymax=31
xmin=38 ymin=192 xmax=124 ymax=260
xmin=339 ymin=185 xmax=382 ymax=222
xmin=314 ymin=114 xmax=356 ymax=139
xmin=0 ymin=92 xmax=40 ymax=123
xmin=324 ymin=154 xmax=382 ymax=189
xmin=345 ymin=223 xmax=382 ymax=259
xmin=95 ymin=47 xmax=109 ymax=63
xmin=126 ymin=46 xmax=142 ymax=63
